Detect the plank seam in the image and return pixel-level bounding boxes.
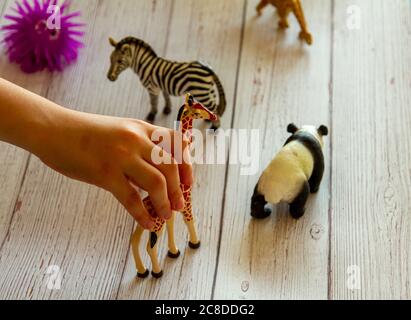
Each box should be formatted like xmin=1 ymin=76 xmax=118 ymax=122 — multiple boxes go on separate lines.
xmin=68 ymin=0 xmax=102 ymax=115
xmin=327 ymin=0 xmax=335 ymax=301
xmin=0 ymin=0 xmax=100 ymax=298
xmin=210 ymin=0 xmax=248 ymax=300
xmin=0 ymin=154 xmax=31 ymax=254
xmin=162 ymin=0 xmax=175 ymax=58
xmin=0 ymin=43 xmax=54 ymax=257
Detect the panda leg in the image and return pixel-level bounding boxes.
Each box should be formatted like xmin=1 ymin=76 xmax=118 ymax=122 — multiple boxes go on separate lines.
xmin=251 ymin=184 xmax=272 ymax=219
xmin=289 ymin=181 xmax=310 ymax=219
xmin=309 ymin=174 xmax=323 ymax=193
xmin=308 ymin=157 xmax=325 ymax=193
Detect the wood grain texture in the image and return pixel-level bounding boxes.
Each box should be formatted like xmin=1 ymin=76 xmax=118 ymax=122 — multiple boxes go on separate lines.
xmin=213 ymin=0 xmax=332 ymax=299
xmin=0 ymin=2 xmax=6 ymax=15
xmin=0 ymin=0 xmax=410 ymax=300
xmin=0 ymin=0 xmax=51 ymax=251
xmin=330 ymin=0 xmax=411 ymax=299
xmin=0 ymin=0 xmax=174 ymax=299
xmin=117 ymin=0 xmax=245 ymax=300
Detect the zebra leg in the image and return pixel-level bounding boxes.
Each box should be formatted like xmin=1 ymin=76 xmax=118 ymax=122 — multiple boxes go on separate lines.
xmin=289 ymin=180 xmax=310 ymax=219
xmin=162 ymin=91 xmax=172 ymax=115
xmin=210 ymin=119 xmax=221 ymax=131
xmin=166 ymin=212 xmax=180 ymax=258
xmin=131 ymin=224 xmax=149 ymax=278
xmin=146 ymin=92 xmax=159 ymax=123
xmin=146 ymin=226 xmax=164 ymax=278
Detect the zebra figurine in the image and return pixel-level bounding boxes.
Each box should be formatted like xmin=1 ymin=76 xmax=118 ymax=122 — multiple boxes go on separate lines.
xmin=107 ymin=37 xmax=226 ymax=129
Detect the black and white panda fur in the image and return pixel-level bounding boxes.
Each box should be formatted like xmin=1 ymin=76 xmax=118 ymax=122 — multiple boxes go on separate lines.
xmin=251 ymin=123 xmax=328 ymax=219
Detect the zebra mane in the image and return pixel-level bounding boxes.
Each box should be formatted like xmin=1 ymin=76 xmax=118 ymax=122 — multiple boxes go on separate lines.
xmin=116 ymin=37 xmax=158 ymax=57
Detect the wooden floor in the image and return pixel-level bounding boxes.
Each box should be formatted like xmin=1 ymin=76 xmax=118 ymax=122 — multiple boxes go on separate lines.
xmin=0 ymin=0 xmax=410 ymax=300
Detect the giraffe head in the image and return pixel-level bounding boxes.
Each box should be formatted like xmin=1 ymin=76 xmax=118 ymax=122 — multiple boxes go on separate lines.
xmin=179 ymin=93 xmax=218 ymax=122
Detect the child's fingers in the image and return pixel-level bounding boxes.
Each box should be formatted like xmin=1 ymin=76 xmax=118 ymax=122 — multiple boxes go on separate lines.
xmin=167 ymin=129 xmax=193 ymax=186
xmin=125 ymin=159 xmax=172 ymax=220
xmin=112 ymin=178 xmax=155 ymax=229
xmin=145 ymin=145 xmax=184 ymax=211
xmin=179 ymin=142 xmax=193 ymax=186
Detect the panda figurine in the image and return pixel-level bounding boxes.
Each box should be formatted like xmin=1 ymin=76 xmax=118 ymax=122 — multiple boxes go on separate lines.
xmin=251 ymin=123 xmax=328 ymax=219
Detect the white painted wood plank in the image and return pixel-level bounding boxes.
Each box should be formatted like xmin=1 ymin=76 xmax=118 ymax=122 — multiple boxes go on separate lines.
xmin=0 ymin=2 xmax=6 ymax=15
xmin=117 ymin=0 xmax=245 ymax=300
xmin=330 ymin=0 xmax=411 ymax=299
xmin=0 ymin=0 xmax=51 ymax=250
xmin=0 ymin=0 xmax=174 ymax=299
xmin=214 ymin=0 xmax=332 ymax=299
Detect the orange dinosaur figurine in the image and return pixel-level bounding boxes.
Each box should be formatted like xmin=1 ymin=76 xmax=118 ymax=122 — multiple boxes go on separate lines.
xmin=131 ymin=93 xmax=218 ymax=279
xmin=256 ymin=0 xmax=313 ymax=45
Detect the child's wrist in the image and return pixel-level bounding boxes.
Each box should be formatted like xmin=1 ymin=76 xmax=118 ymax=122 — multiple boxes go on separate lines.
xmin=26 ymin=104 xmax=73 ymax=157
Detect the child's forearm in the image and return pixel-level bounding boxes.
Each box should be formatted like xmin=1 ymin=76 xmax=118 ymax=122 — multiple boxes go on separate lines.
xmin=0 ymin=77 xmax=68 ymax=154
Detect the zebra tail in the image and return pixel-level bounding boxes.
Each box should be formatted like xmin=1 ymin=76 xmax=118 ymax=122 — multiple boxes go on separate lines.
xmin=212 ymin=73 xmax=227 ymax=117
xmin=198 ymin=62 xmax=226 ymax=116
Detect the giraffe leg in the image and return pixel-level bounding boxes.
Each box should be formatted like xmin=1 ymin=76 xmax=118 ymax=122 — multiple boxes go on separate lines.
xmin=131 ymin=224 xmax=149 ymax=278
xmin=166 ymin=212 xmax=180 ymax=258
xmin=163 ymin=91 xmax=172 ymax=115
xmin=146 ymin=92 xmax=159 ymax=123
xmin=181 ymin=190 xmax=200 ymax=249
xmin=256 ymin=0 xmax=269 ymax=16
xmin=181 ymin=184 xmax=200 ymax=249
xmin=146 ymin=227 xmax=164 ymax=278
xmin=185 ymin=219 xmax=200 ymax=249
xmin=293 ymin=0 xmax=313 ymax=44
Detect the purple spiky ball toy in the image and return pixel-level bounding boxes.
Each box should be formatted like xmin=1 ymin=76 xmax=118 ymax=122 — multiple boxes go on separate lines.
xmin=2 ymin=0 xmax=85 ymax=73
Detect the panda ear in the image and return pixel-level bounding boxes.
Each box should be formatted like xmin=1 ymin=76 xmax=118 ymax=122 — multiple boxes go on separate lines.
xmin=287 ymin=123 xmax=299 ymax=134
xmin=318 ymin=125 xmax=329 ymax=136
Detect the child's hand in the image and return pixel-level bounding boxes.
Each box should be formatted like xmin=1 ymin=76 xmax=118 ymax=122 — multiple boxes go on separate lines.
xmin=35 ymin=111 xmax=192 ymax=230
xmin=0 ymin=78 xmax=189 ymax=229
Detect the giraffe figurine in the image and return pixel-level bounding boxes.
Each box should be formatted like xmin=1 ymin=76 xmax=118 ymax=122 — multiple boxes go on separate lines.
xmin=256 ymin=0 xmax=313 ymax=45
xmin=131 ymin=93 xmax=218 ymax=279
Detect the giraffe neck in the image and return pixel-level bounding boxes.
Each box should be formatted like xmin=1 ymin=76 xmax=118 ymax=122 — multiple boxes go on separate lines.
xmin=180 ymin=114 xmax=193 ymax=144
